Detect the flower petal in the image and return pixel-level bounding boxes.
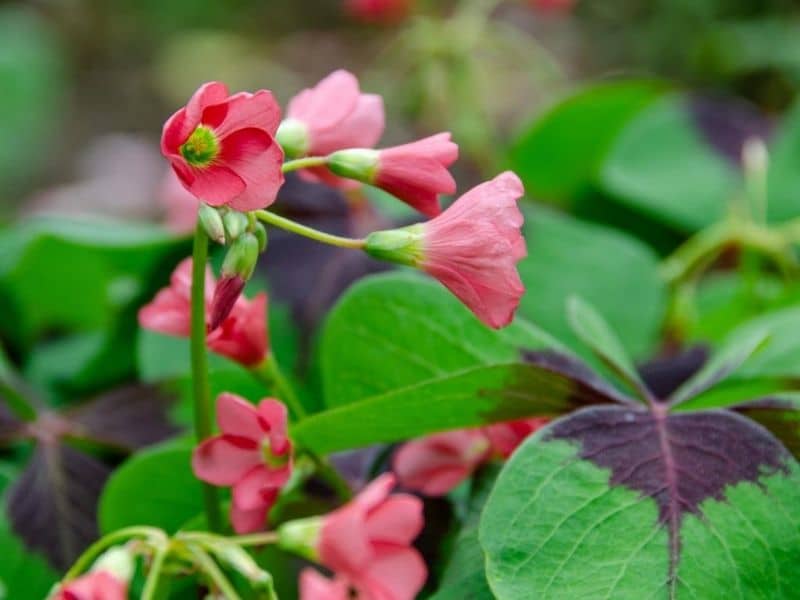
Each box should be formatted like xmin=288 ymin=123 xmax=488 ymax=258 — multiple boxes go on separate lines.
xmin=216 ymin=393 xmax=264 ymax=441
xmin=191 ymin=436 xmax=260 ymax=486
xmin=299 ymin=569 xmax=351 ymax=600
xmin=219 ymin=128 xmax=285 ymax=211
xmin=365 ymin=495 xmax=424 ymax=545
xmin=171 ymin=160 xmax=246 ymax=207
xmin=359 ymin=546 xmax=427 ymax=600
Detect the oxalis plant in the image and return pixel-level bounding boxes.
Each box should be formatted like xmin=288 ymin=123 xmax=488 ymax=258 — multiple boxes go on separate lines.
xmin=1 ymin=71 xmax=799 ymax=599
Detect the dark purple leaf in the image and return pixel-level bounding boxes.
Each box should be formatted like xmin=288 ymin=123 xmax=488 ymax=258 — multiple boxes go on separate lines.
xmin=733 ymin=395 xmax=800 ymax=458
xmin=547 ymin=403 xmax=790 ymax=582
xmin=7 ymin=443 xmax=110 ymax=570
xmin=690 ymin=94 xmax=773 ymax=166
xmin=637 ymin=346 xmax=708 ymax=399
xmin=5 ymin=385 xmax=177 ymax=568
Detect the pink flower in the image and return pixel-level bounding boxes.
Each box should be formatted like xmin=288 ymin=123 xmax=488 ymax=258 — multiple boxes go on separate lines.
xmin=161 ymin=81 xmax=284 ymax=211
xmin=315 ymin=473 xmax=426 ymax=600
xmin=393 ymin=418 xmax=549 ymax=496
xmin=374 ymin=133 xmax=458 ymax=216
xmin=392 ymin=430 xmax=490 ymax=496
xmin=279 ymin=70 xmax=384 ymax=189
xmin=192 ymin=393 xmax=292 ymax=534
xmin=207 ymin=293 xmax=269 ymax=367
xmin=159 ymin=168 xmax=198 ymax=235
xmin=52 ymin=571 xmax=127 ymax=600
xmin=484 ymin=417 xmax=550 ymax=458
xmin=344 ymin=0 xmax=413 ymax=23
xmin=138 ymin=258 xmax=269 ymax=367
xmin=299 ymin=569 xmax=351 ymax=600
xmin=422 ymin=171 xmax=525 ymax=328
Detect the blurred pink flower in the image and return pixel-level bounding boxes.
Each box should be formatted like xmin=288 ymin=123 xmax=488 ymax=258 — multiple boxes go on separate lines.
xmin=313 ymin=473 xmax=426 ymax=600
xmin=162 ymin=81 xmax=284 ymax=211
xmin=281 ymin=70 xmax=384 ymax=189
xmin=138 ymin=258 xmax=269 ymax=367
xmin=374 ymin=133 xmax=458 ymax=216
xmin=392 ymin=430 xmax=490 ymax=496
xmin=52 ymin=571 xmax=127 ymax=600
xmin=192 ymin=393 xmax=292 ymax=533
xmin=393 ymin=418 xmax=549 ymax=496
xmin=159 ymin=168 xmax=199 ymax=235
xmin=422 ymin=171 xmax=526 ymax=328
xmin=344 ymin=0 xmax=413 ymax=24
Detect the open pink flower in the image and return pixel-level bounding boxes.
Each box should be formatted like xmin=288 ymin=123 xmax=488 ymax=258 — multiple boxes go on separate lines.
xmin=373 ymin=133 xmax=458 ymax=216
xmin=161 ymin=81 xmax=284 ymax=211
xmin=279 ymin=70 xmax=384 ymax=189
xmin=422 ymin=171 xmax=525 ymax=328
xmin=192 ymin=393 xmax=292 ymax=533
xmin=138 ymin=258 xmax=269 ymax=367
xmin=52 ymin=571 xmax=127 ymax=600
xmin=299 ymin=569 xmax=351 ymax=600
xmin=393 ymin=418 xmax=549 ymax=496
xmin=392 ymin=430 xmax=490 ymax=496
xmin=344 ymin=0 xmax=413 ymax=23
xmin=315 ymin=473 xmax=426 ymax=600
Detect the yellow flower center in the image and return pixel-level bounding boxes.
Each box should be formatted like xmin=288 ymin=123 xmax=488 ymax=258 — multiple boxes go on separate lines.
xmin=180 ymin=125 xmax=220 ymax=167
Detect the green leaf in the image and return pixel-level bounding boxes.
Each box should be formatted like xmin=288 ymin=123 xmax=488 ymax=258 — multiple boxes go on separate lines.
xmin=766 ymin=99 xmax=800 ymax=223
xmin=669 ymin=326 xmax=770 ymax=406
xmin=600 ymin=95 xmax=739 ymax=232
xmin=0 ymin=519 xmax=57 ymax=600
xmin=480 ymin=410 xmax=800 ymax=599
xmin=518 ymin=208 xmax=667 ymax=359
xmin=509 ymin=80 xmax=665 ymax=204
xmin=321 ymin=272 xmax=565 ymax=408
xmin=99 ymin=439 xmax=206 ymax=534
xmin=566 ymin=295 xmax=647 ymax=399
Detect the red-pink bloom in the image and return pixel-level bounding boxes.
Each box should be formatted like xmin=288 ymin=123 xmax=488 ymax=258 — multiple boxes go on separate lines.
xmin=392 ymin=430 xmax=490 ymax=496
xmin=484 ymin=417 xmax=550 ymax=458
xmin=299 ymin=569 xmax=351 ymax=600
xmin=393 ymin=418 xmax=549 ymax=496
xmin=316 ymin=473 xmax=426 ymax=600
xmin=159 ymin=167 xmax=198 ymax=235
xmin=52 ymin=571 xmax=127 ymax=600
xmin=161 ymin=81 xmax=284 ymax=211
xmin=374 ymin=133 xmax=458 ymax=217
xmin=344 ymin=0 xmax=413 ymax=23
xmin=422 ymin=171 xmax=526 ymax=328
xmin=281 ymin=70 xmax=384 ymax=189
xmin=138 ymin=258 xmax=269 ymax=367
xmin=192 ymin=393 xmax=292 ymax=534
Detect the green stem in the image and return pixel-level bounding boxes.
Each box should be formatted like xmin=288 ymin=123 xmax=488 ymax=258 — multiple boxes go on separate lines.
xmin=217 ymin=531 xmax=280 ymax=547
xmin=189 ymin=545 xmax=243 ymax=600
xmin=282 ymin=156 xmax=329 ymax=173
xmin=64 ymin=527 xmax=165 ymax=580
xmin=254 ymin=210 xmax=365 ymax=249
xmin=251 ymin=354 xmax=307 ymax=421
xmin=191 ymin=221 xmax=223 ymax=533
xmin=141 ymin=546 xmax=169 ymax=600
xmin=308 ymin=452 xmax=354 ymax=501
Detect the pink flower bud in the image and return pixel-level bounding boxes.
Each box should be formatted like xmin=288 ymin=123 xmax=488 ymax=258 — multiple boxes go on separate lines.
xmin=209 ymin=275 xmax=246 ymax=332
xmin=373 ymin=133 xmax=458 ymax=216
xmin=161 ymin=82 xmax=285 ymax=211
xmin=310 ymin=474 xmax=427 ymax=600
xmin=192 ymin=393 xmax=292 ymax=533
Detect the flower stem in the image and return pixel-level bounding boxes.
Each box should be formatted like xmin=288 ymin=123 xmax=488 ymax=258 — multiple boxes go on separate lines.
xmin=189 ymin=545 xmax=243 ymax=600
xmin=223 ymin=531 xmax=281 ymax=547
xmin=63 ymin=527 xmax=165 ymax=580
xmin=253 ymin=210 xmax=365 ymax=249
xmin=251 ymin=354 xmax=307 ymax=421
xmin=141 ymin=546 xmax=169 ymax=600
xmin=281 ymin=156 xmax=328 ymax=173
xmin=191 ymin=221 xmax=223 ymax=533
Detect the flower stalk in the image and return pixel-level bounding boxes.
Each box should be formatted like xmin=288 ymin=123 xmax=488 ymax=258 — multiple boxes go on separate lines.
xmin=190 ymin=220 xmax=223 ymax=533
xmin=254 ymin=209 xmax=365 ymax=249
